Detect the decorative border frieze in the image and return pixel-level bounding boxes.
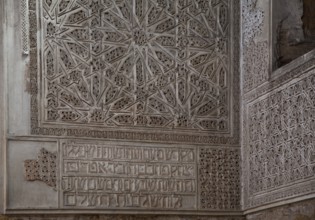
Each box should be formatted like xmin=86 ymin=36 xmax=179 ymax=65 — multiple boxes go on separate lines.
xmin=248 ymin=180 xmax=315 ymax=208
xmin=244 ymin=53 xmax=315 ymax=102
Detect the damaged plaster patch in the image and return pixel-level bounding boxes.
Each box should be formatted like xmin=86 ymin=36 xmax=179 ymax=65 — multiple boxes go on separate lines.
xmin=24 ymin=148 xmax=57 ymax=188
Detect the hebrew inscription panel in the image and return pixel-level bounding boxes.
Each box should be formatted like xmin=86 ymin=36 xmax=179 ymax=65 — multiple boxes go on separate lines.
xmin=39 ymin=0 xmax=232 ymax=134
xmin=61 ymin=141 xmax=197 ymax=209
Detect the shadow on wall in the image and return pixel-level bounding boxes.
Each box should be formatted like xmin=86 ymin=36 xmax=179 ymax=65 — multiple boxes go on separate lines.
xmin=273 ymin=0 xmax=315 ymax=68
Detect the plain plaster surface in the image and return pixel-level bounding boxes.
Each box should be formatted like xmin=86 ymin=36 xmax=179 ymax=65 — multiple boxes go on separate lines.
xmin=7 ymin=140 xmax=58 ymax=209
xmin=7 ymin=0 xmax=31 ymax=136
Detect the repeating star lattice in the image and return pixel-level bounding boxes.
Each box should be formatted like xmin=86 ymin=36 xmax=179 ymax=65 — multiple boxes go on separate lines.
xmin=42 ymin=0 xmax=230 ymax=132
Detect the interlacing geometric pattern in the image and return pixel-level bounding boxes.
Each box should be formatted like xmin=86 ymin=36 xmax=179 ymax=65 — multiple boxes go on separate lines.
xmin=42 ymin=0 xmax=231 ymax=133
xmin=199 ymin=148 xmax=241 ymax=210
xmin=21 ymin=0 xmax=30 ymax=55
xmin=247 ymin=74 xmax=315 ymax=204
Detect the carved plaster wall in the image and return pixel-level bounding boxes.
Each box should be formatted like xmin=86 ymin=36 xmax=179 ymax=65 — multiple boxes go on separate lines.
xmin=1 ymin=0 xmax=315 ymax=217
xmin=242 ymin=0 xmax=270 ymax=93
xmin=243 ymin=62 xmax=315 ymax=209
xmin=0 ymin=0 xmax=242 ymax=216
xmin=29 ymin=0 xmax=240 ymax=145
xmin=241 ymin=0 xmax=315 ymax=214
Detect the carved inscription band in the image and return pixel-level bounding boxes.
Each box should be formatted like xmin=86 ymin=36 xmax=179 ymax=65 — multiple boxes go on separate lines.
xmin=24 ymin=142 xmax=241 ymax=211
xmin=60 ymin=142 xmax=240 ymax=210
xmin=61 ymin=143 xmax=197 ymax=209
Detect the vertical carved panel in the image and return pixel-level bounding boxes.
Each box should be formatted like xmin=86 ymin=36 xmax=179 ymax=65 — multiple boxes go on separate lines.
xmin=21 ymin=0 xmax=30 ymax=55
xmin=242 ymin=0 xmax=269 ymax=93
xmin=199 ymin=148 xmax=241 ymax=210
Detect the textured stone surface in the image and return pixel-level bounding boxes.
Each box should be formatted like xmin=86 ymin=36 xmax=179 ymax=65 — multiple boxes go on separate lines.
xmin=0 ymin=215 xmax=245 ymax=220
xmin=246 ymin=199 xmax=315 ymax=220
xmin=199 ymin=148 xmax=240 ymax=210
xmin=242 ymin=0 xmax=270 ymax=93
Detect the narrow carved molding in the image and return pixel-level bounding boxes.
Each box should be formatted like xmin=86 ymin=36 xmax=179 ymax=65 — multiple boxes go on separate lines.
xmin=20 ymin=0 xmax=29 ymax=55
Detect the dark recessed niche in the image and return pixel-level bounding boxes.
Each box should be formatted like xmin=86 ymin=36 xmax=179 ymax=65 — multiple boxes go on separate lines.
xmin=302 ymin=0 xmax=315 ymax=40
xmin=273 ymin=0 xmax=315 ymax=69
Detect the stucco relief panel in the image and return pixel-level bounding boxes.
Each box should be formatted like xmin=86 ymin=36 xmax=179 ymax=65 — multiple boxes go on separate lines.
xmin=27 ymin=0 xmax=240 ymax=144
xmin=244 ymin=70 xmax=315 ymax=208
xmin=40 ymin=0 xmax=231 ymax=133
xmin=15 ymin=0 xmax=242 ymax=214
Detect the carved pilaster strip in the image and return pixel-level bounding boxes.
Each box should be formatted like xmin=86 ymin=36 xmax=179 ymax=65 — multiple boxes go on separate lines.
xmin=20 ymin=0 xmax=29 ymax=55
